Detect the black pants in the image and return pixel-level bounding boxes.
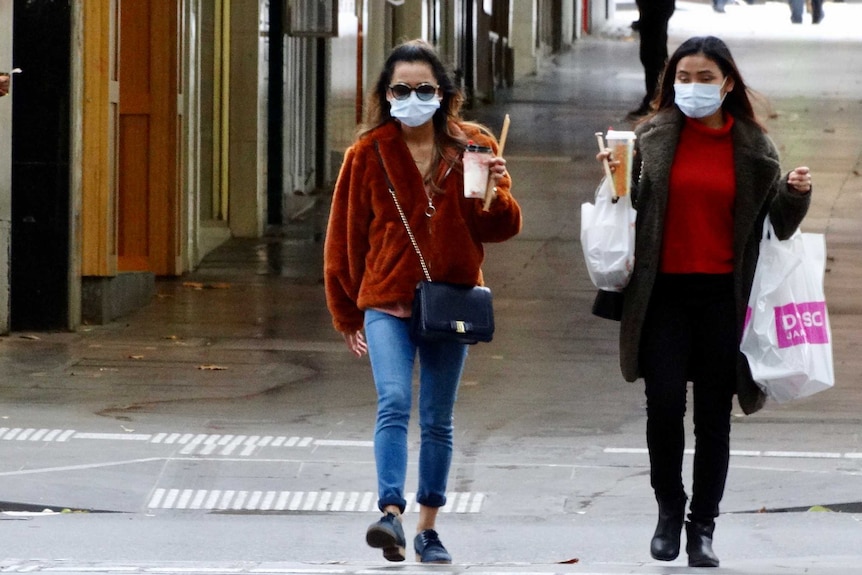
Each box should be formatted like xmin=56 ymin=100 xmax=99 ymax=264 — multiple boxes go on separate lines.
xmin=640 ymin=273 xmax=736 ymax=522
xmin=636 ymin=0 xmax=675 ymax=107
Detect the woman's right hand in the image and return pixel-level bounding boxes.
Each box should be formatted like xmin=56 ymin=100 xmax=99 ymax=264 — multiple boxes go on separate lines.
xmin=596 ymin=149 xmax=621 ymax=173
xmin=342 ymin=330 xmax=368 ymax=358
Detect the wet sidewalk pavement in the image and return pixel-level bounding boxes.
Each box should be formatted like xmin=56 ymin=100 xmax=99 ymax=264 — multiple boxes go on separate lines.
xmin=4 ymin=0 xmax=859 ymax=418
xmin=1 ymin=3 xmax=861 ymax=573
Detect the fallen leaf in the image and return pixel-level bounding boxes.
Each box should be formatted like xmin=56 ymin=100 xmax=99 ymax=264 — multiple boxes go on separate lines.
xmin=182 ymin=281 xmax=231 ymax=290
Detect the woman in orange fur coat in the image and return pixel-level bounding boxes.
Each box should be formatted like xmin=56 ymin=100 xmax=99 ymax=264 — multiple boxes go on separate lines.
xmin=324 ymin=39 xmax=521 ymax=564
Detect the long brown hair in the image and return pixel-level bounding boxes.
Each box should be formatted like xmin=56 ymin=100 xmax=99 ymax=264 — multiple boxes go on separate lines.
xmin=358 ymin=39 xmax=493 ymax=192
xmin=360 ymin=40 xmax=488 ymax=142
xmin=653 ymin=36 xmax=766 ymax=132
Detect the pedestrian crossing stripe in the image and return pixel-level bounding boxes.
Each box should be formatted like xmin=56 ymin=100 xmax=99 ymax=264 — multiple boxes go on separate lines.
xmin=147 ymin=489 xmax=485 ymax=513
xmin=0 ymin=429 xmax=350 ymax=456
xmin=0 ymin=428 xmax=76 ymax=442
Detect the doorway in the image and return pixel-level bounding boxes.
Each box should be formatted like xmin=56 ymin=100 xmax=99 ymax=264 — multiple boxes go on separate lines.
xmin=10 ymin=0 xmax=72 ymax=330
xmin=117 ymin=0 xmax=180 ymax=275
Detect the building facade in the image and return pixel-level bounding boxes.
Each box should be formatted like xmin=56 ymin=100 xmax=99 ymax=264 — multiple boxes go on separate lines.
xmin=0 ymin=0 xmax=615 ymax=332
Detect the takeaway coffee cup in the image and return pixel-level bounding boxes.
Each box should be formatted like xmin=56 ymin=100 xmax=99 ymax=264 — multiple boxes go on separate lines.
xmin=605 ymin=130 xmax=636 ymax=198
xmin=463 ymin=142 xmax=493 ymax=199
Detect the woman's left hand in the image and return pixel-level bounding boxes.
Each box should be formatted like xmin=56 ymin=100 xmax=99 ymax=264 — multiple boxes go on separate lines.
xmin=788 ymin=166 xmax=812 ymax=194
xmin=483 ymin=157 xmax=508 ymax=202
xmin=488 ymin=156 xmax=508 ymax=186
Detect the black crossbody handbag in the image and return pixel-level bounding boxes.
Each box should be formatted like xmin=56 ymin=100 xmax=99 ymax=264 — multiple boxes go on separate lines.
xmin=375 ymin=143 xmax=494 ymax=345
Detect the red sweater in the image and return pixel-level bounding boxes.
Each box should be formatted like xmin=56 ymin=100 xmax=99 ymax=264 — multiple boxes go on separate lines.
xmin=661 ymin=115 xmax=736 ymax=274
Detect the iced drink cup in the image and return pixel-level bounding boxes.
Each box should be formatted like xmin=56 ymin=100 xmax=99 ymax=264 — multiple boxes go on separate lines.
xmin=463 ymin=142 xmax=493 ymax=199
xmin=605 ymin=130 xmax=636 ymax=198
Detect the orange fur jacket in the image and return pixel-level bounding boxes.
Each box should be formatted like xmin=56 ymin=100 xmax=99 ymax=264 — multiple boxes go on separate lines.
xmin=324 ymin=120 xmax=523 ymax=334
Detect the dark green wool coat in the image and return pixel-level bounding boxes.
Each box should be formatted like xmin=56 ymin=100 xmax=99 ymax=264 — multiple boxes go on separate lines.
xmin=620 ymin=109 xmax=811 ymax=415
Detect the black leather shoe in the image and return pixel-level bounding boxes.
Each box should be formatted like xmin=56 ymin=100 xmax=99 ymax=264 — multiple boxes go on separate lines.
xmin=414 ymin=529 xmax=452 ymax=564
xmin=686 ymin=520 xmax=720 ymax=567
xmin=366 ymin=512 xmax=406 ymax=562
xmin=650 ymin=496 xmax=687 ymax=561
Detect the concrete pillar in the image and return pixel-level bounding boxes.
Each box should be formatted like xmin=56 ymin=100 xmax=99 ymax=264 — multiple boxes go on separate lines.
xmin=68 ymin=1 xmax=83 ymax=330
xmin=399 ymin=2 xmax=424 ymax=40
xmin=364 ymin=2 xmax=387 ymax=92
xmin=510 ymin=0 xmax=537 ymax=80
xmin=0 ymin=2 xmax=13 ymax=334
xmin=181 ymin=0 xmax=203 ymax=268
xmin=229 ymin=0 xmax=266 ymax=238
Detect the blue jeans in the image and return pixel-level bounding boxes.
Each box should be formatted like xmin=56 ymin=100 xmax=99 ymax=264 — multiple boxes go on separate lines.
xmin=364 ymin=309 xmax=468 ymax=513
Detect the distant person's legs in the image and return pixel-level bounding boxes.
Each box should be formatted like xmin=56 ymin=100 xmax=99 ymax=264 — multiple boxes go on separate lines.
xmin=631 ymin=14 xmax=669 ymax=117
xmin=789 ymin=0 xmax=804 ymax=23
xmin=629 ymin=0 xmax=674 ymax=119
xmin=811 ymin=0 xmax=824 ymax=23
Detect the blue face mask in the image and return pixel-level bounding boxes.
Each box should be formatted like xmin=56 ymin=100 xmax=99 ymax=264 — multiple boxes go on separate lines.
xmin=674 ymin=80 xmax=727 ymax=119
xmin=389 ymin=92 xmax=440 ymax=127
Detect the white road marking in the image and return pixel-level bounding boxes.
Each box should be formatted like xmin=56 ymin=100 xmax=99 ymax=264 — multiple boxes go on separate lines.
xmin=1 ymin=427 xmax=856 ymax=462
xmin=0 ymin=458 xmax=165 ymax=477
xmin=73 ymin=433 xmax=152 ymax=441
xmin=314 ymin=440 xmax=374 ymax=448
xmin=604 ymin=447 xmax=851 ymax=460
xmin=145 ymin=490 xmax=485 ymax=513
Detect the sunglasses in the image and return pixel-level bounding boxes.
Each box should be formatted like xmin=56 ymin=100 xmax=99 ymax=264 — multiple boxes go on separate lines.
xmin=388 ymin=82 xmax=439 ymax=101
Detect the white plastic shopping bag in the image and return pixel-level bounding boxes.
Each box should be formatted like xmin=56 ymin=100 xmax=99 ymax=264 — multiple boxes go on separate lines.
xmin=580 ymin=177 xmax=636 ymax=291
xmin=740 ymin=217 xmax=834 ymax=403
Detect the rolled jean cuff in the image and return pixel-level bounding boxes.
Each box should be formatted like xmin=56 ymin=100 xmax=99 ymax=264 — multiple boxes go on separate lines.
xmin=378 ymin=497 xmax=406 ymax=514
xmin=416 ymin=492 xmax=446 ymax=509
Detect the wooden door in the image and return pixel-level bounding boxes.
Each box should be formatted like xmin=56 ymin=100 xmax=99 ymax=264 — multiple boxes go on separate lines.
xmin=118 ymin=0 xmax=179 ymax=274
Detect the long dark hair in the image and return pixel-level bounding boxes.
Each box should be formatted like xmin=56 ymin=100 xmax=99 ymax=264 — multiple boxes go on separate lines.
xmin=654 ymin=36 xmax=765 ymax=132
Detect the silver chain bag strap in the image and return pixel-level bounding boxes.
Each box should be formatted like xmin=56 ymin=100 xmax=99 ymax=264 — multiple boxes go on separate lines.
xmin=374 ymin=141 xmax=494 ymax=344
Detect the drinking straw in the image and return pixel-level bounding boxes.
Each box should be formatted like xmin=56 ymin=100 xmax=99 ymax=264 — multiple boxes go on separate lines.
xmin=483 ymin=114 xmax=511 ymax=212
xmin=595 ymin=131 xmax=615 ymax=183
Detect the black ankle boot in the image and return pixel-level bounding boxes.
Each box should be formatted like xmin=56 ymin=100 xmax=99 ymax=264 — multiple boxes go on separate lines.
xmin=650 ymin=496 xmax=686 ymax=561
xmin=686 ymin=520 xmax=719 ymax=567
